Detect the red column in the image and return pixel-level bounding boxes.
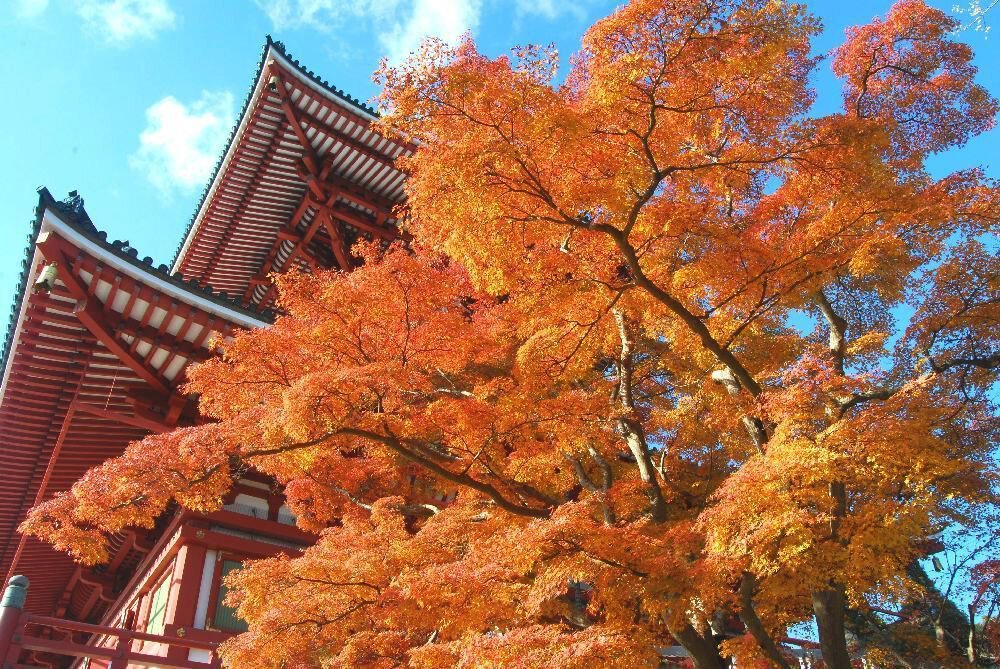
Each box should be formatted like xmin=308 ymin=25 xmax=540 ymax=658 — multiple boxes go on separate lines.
xmin=268 ymin=494 xmax=282 ymax=521
xmin=165 ymin=542 xmax=207 ymax=663
xmin=0 ymin=575 xmax=28 ymax=667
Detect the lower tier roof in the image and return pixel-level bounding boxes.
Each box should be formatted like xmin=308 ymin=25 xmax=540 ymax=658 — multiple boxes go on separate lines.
xmin=0 ymin=189 xmax=268 ymax=615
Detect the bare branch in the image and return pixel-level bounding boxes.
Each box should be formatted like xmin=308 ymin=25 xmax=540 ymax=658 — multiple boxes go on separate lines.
xmin=816 ymin=290 xmax=848 ymax=375
xmin=613 ymin=309 xmax=668 ymax=522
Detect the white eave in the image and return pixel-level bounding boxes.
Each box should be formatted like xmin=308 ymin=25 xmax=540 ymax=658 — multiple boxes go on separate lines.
xmin=0 ymin=206 xmax=269 ymax=407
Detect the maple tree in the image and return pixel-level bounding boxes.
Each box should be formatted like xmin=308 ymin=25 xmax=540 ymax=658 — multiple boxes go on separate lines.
xmin=21 ymin=1 xmax=999 ymax=667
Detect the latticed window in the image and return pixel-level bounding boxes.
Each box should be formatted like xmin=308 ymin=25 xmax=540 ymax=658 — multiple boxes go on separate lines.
xmin=146 ymin=576 xmax=171 ymax=635
xmin=212 ymin=560 xmax=249 ymax=633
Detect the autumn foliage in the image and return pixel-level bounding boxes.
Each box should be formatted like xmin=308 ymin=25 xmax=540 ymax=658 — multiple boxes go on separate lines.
xmin=22 ymin=1 xmax=999 ymax=667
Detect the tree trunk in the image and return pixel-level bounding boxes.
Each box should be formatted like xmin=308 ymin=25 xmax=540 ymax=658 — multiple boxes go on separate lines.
xmin=812 ymin=586 xmax=852 ymax=669
xmin=740 ymin=573 xmax=791 ymax=669
xmin=666 ymin=620 xmax=727 ymax=669
xmin=613 ymin=309 xmax=668 ymax=522
xmin=619 ymin=419 xmax=668 ymax=522
xmin=815 ymin=480 xmax=852 ymax=668
xmin=967 ymin=603 xmax=977 ymax=665
xmin=935 ymin=621 xmax=947 ymax=649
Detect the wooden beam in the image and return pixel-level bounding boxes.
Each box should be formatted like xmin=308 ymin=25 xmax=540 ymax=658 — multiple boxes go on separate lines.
xmin=55 ymin=568 xmax=82 ymax=618
xmin=327 ymin=203 xmax=401 ymax=242
xmin=321 ymin=169 xmax=398 ymax=219
xmin=293 ymin=165 xmax=400 ymax=243
xmin=36 ymin=233 xmax=173 ymax=396
xmin=241 ymin=192 xmax=323 ymax=304
xmin=282 ymin=199 xmax=334 ymax=267
xmin=43 ymin=299 xmax=211 ymax=366
xmin=274 ymin=71 xmax=320 ymax=175
xmin=320 ymin=211 xmax=352 ymax=271
xmin=71 ymin=401 xmax=173 ymax=434
xmin=294 ymin=161 xmax=329 ymax=201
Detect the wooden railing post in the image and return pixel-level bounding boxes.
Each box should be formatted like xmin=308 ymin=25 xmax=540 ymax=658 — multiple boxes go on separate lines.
xmin=0 ymin=576 xmax=28 ymax=669
xmin=109 ymin=628 xmax=133 ymax=669
xmin=2 ymin=609 xmax=220 ymax=668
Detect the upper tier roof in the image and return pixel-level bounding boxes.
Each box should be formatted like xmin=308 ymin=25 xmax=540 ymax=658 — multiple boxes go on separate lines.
xmin=172 ymin=37 xmax=410 ymax=309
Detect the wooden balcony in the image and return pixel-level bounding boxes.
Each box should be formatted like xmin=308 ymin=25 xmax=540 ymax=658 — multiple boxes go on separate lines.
xmin=5 ymin=611 xmax=221 ymax=669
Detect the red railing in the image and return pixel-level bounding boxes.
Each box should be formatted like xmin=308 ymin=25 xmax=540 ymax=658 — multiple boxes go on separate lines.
xmin=5 ymin=612 xmax=221 ymax=669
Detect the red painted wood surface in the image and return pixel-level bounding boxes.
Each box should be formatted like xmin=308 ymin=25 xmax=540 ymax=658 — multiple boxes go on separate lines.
xmin=0 ymin=227 xmax=251 ymax=618
xmin=175 ymin=54 xmax=413 ymax=305
xmin=10 ymin=612 xmax=222 ymax=669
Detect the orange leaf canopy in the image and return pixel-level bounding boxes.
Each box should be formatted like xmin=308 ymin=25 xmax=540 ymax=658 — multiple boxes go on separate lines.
xmin=23 ymin=1 xmax=998 ymax=666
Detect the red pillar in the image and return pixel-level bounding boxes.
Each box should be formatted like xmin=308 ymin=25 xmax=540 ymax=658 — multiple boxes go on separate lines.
xmin=0 ymin=575 xmax=28 ymax=668
xmin=165 ymin=543 xmax=207 ymax=663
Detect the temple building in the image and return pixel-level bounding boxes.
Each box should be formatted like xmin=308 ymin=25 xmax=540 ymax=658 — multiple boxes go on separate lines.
xmin=0 ymin=38 xmax=409 ymax=668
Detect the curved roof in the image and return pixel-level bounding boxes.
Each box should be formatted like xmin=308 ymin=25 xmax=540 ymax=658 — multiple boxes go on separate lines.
xmin=171 ymin=37 xmax=411 ymax=307
xmin=0 ymin=190 xmax=269 ymax=615
xmin=1 ymin=190 xmax=273 ymax=393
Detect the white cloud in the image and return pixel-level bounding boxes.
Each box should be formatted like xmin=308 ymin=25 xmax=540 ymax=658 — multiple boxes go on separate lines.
xmin=514 ymin=0 xmax=560 ymax=19
xmin=14 ymin=0 xmax=49 ymax=19
xmin=514 ymin=0 xmax=591 ymax=20
xmin=380 ymin=0 xmax=481 ymax=63
xmin=74 ymin=0 xmax=177 ymax=45
xmin=253 ymin=0 xmax=481 ymax=62
xmin=253 ymin=0 xmax=401 ymax=31
xmin=129 ymin=91 xmax=235 ymax=197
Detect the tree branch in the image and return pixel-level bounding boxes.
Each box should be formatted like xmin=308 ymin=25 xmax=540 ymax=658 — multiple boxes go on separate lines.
xmin=242 ymin=427 xmax=553 ymax=519
xmin=739 ymin=572 xmax=793 ymax=669
xmin=816 ymin=290 xmax=847 ymax=375
xmin=607 ymin=231 xmax=764 ymax=397
xmin=613 ymin=309 xmax=668 ymax=523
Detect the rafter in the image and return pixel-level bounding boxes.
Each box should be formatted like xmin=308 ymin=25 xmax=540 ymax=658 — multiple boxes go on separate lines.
xmin=287 ymin=100 xmax=401 ymax=176
xmin=279 ymin=64 xmax=416 ymax=159
xmin=40 ymin=292 xmax=212 ymax=367
xmin=199 ymin=108 xmax=290 ymax=287
xmin=38 ymin=234 xmax=173 ymax=397
xmin=233 ymin=65 xmax=405 ymax=311
xmin=72 ymin=401 xmax=175 ymax=434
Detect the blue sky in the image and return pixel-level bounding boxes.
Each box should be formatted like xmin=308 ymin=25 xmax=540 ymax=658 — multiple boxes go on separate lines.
xmin=0 ymin=0 xmax=997 ymax=322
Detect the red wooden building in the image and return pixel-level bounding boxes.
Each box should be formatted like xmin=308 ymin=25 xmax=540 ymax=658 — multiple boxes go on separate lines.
xmin=0 ymin=38 xmax=409 ymax=668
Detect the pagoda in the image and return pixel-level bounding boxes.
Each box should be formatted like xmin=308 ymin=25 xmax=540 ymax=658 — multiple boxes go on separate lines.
xmin=0 ymin=38 xmax=409 ymax=669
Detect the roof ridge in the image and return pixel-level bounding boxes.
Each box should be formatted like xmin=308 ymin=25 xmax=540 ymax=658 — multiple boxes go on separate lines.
xmin=267 ymin=36 xmax=380 ymax=118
